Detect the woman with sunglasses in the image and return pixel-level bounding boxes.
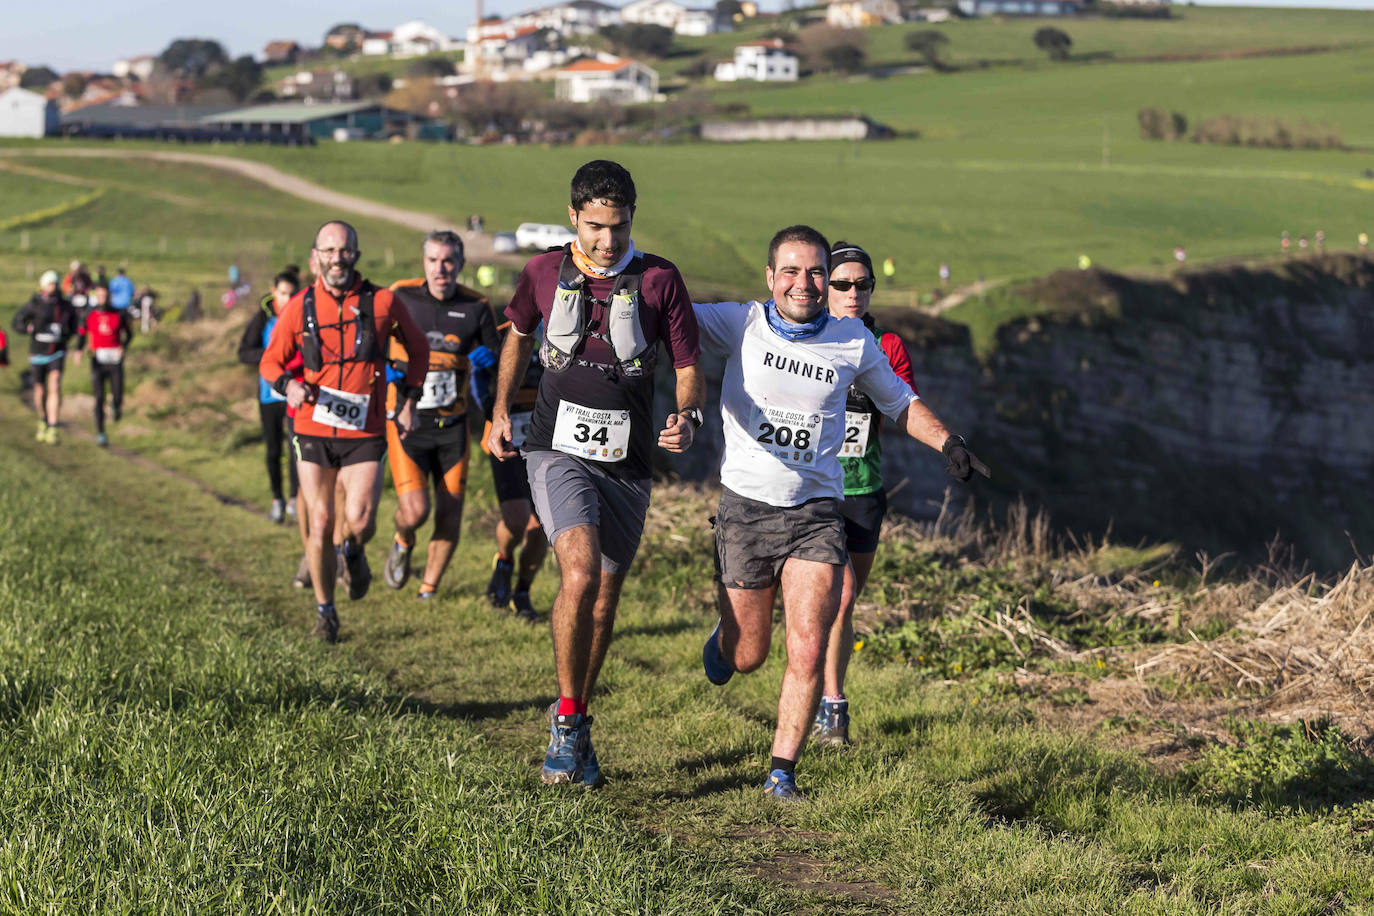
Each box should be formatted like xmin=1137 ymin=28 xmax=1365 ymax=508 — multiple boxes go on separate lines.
xmin=815 ymin=241 xmax=918 ymax=747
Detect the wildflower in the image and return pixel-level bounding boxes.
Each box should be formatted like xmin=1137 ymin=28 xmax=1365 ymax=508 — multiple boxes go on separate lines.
xmin=853 ymin=639 xmax=865 ymax=652
xmin=1152 ymin=579 xmax=1161 ymax=588
xmin=1096 ymin=658 xmax=1106 ymax=669
xmin=952 ymin=663 xmax=963 ymax=673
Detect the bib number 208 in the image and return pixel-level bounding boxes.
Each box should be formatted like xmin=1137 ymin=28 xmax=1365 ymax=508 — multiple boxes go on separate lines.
xmin=757 ymin=422 xmax=811 ymax=450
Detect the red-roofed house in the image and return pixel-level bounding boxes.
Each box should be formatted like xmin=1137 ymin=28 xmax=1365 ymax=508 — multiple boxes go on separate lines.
xmin=555 ymin=56 xmax=658 ymax=103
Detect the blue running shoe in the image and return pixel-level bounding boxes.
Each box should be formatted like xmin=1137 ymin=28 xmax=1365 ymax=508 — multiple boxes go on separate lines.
xmin=581 ymin=734 xmax=604 ymax=789
xmin=811 ymin=697 xmax=851 ymax=747
xmin=763 ymin=768 xmax=804 ymax=802
xmin=703 ymin=620 xmax=734 ymax=686
xmin=541 ymin=713 xmax=589 ymax=785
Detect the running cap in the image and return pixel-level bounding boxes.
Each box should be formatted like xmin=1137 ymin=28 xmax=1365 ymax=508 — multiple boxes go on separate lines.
xmin=39 ymin=270 xmax=59 ymax=288
xmin=829 ymin=241 xmax=873 ymax=278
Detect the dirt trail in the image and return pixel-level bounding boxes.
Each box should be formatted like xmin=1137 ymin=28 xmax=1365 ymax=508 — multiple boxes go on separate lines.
xmin=0 ymin=147 xmax=525 ymax=265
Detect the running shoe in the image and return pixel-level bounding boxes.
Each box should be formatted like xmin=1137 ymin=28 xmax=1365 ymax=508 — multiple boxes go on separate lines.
xmin=268 ymin=499 xmax=286 ymax=524
xmin=510 ymin=591 xmax=539 ymax=623
xmin=312 ymin=605 xmax=340 ymax=644
xmin=35 ymin=420 xmax=45 ymax=442
xmin=384 ymin=537 xmax=412 ymax=590
xmin=417 ymin=583 xmax=437 ymax=600
xmin=486 ymin=555 xmax=514 ymax=607
xmin=285 ymin=499 xmax=297 ymax=519
xmin=42 ymin=425 xmax=59 ymax=445
xmin=96 ymin=432 xmax=109 ymax=448
xmin=541 ymin=713 xmax=590 ymax=785
xmin=581 ymin=732 xmax=604 ymax=788
xmin=763 ymin=769 xmax=804 ymax=802
xmin=343 ymin=544 xmax=371 ymax=601
xmin=812 ymin=698 xmax=851 ymax=747
xmin=291 ymin=555 xmax=311 ymax=590
xmin=702 ymin=620 xmax=734 ymax=686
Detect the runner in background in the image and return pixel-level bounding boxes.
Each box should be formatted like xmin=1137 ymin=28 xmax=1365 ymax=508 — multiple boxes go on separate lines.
xmin=239 ymin=269 xmax=302 ymax=522
xmin=73 ymin=284 xmax=134 ymax=447
xmin=13 ymin=270 xmax=78 ymax=444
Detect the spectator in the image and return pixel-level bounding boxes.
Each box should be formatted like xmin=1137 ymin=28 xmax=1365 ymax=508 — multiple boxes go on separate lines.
xmin=109 ymin=267 xmax=135 ymax=312
xmin=184 ymin=287 xmax=202 ymax=322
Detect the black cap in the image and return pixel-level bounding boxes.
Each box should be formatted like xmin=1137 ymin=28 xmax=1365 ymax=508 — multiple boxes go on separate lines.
xmin=829 ymin=241 xmax=873 ymax=278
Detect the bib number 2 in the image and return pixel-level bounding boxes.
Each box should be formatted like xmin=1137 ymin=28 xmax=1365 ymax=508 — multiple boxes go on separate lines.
xmin=838 ymin=410 xmax=872 ymax=458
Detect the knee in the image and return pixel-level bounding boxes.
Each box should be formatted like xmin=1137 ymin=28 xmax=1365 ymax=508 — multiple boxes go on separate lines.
xmin=397 ymin=497 xmax=428 ymax=530
xmin=560 ymin=564 xmax=600 ymax=602
xmin=787 ymin=638 xmax=827 ymax=677
xmin=734 ymin=648 xmax=768 ymax=674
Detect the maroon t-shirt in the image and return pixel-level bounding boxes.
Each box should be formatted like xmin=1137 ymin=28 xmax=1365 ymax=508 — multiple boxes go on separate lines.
xmin=506 ymin=249 xmax=700 ymax=479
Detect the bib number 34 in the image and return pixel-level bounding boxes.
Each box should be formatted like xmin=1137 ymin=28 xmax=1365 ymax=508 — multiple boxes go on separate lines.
xmin=552 ymin=401 xmax=631 ymax=462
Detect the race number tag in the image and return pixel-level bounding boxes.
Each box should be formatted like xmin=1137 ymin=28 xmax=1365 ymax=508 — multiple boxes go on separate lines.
xmin=71 ymin=294 xmax=88 ymax=309
xmin=551 ymin=401 xmax=631 ymax=462
xmin=751 ymin=404 xmax=822 ymax=468
xmin=34 ymin=323 xmax=61 ymax=344
xmin=417 ymin=369 xmax=458 ymax=410
xmin=94 ymin=347 xmax=124 ymax=366
xmin=838 ymin=410 xmax=872 ymax=458
xmin=312 ymin=386 xmax=370 ymax=431
xmin=509 ymin=411 xmax=534 ymax=449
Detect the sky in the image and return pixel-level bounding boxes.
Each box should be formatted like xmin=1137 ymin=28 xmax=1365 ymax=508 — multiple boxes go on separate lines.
xmin=3 ymin=0 xmax=1372 ymax=72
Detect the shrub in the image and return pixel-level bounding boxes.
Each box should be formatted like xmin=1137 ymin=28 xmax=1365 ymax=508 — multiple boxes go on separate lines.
xmin=796 ymin=24 xmax=868 ymax=74
xmin=1137 ymin=107 xmax=1187 ymax=141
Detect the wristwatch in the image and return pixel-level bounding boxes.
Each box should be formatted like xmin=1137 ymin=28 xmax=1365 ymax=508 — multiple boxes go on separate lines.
xmin=680 ymin=407 xmax=704 ymax=429
xmin=402 ymin=384 xmax=424 ymax=402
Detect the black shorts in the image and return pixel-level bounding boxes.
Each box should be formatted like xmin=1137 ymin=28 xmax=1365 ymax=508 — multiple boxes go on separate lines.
xmin=388 ymin=422 xmax=469 ymax=497
xmin=489 ymin=451 xmax=532 ymax=504
xmin=292 ymin=433 xmax=387 ymax=469
xmin=712 ymin=488 xmax=847 ymax=590
xmin=839 ymin=490 xmax=888 ymax=555
xmin=30 ymin=358 xmax=64 ymax=381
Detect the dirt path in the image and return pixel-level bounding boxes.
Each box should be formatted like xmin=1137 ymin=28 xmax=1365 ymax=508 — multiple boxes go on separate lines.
xmin=0 ymin=147 xmax=525 ymax=266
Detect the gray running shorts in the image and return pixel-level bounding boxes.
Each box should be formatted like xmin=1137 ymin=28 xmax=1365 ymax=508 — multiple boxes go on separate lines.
xmin=525 ymin=449 xmax=652 ymax=575
xmin=713 ymin=488 xmax=848 ymax=590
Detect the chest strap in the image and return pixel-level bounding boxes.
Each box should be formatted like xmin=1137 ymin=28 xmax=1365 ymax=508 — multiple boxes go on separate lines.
xmin=540 ymin=246 xmax=654 ymax=379
xmin=301 ymin=283 xmax=379 ymax=372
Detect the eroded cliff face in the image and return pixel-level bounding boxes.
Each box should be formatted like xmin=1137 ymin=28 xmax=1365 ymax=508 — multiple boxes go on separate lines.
xmin=659 ymin=256 xmax=1374 ymax=567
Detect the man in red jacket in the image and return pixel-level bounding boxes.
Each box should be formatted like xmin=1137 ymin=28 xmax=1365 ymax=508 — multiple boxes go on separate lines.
xmin=260 ymin=221 xmax=430 ymax=643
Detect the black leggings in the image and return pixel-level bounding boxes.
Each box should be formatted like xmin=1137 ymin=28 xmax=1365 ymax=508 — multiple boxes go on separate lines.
xmin=259 ymin=401 xmax=298 ymax=501
xmin=91 ymin=362 xmax=124 ymax=434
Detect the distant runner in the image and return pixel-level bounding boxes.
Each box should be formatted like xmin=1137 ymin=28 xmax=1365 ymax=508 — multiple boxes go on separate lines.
xmin=260 ymin=221 xmax=430 ymax=643
xmin=73 ymin=284 xmax=134 ymax=448
xmin=815 ymin=241 xmax=917 ymax=747
xmin=13 ymin=270 xmax=78 ymax=445
xmin=488 ymin=160 xmax=703 ymax=787
xmin=382 ymin=230 xmax=499 ymax=600
xmin=695 ymin=225 xmax=988 ymax=801
xmin=239 ymin=269 xmax=303 ymax=522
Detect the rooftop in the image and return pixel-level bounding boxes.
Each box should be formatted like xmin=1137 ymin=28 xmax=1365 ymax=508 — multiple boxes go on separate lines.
xmin=201 ymin=101 xmax=378 ymax=124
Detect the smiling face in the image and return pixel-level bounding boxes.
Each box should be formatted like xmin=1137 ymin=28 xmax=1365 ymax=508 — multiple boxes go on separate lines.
xmin=568 ymin=199 xmax=633 ymax=268
xmin=766 ymin=241 xmax=829 ymax=324
xmin=312 ymin=222 xmax=360 ymax=292
xmin=827 ymin=260 xmax=873 ymax=321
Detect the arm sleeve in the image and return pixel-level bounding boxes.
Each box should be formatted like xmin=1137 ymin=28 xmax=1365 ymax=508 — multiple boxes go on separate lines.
xmin=10 ymin=303 xmax=29 ymax=335
xmin=237 ymin=310 xmax=268 ymax=367
xmin=881 ymin=331 xmax=918 ymax=395
xmin=505 ymin=265 xmax=542 ymax=337
xmin=656 ymin=266 xmax=701 ymax=369
xmin=260 ymin=297 xmax=302 ymax=394
xmin=690 ymin=300 xmax=746 ymax=358
xmin=855 ymin=334 xmax=920 ymax=421
xmin=385 ymin=291 xmax=430 ymax=389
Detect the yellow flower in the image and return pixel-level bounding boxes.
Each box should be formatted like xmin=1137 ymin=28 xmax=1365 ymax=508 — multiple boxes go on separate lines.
xmin=853 ymin=639 xmax=865 ymax=652
xmin=1096 ymin=658 xmax=1106 ymax=669
xmin=1152 ymin=579 xmax=1161 ymax=588
xmin=952 ymin=663 xmax=963 ymax=673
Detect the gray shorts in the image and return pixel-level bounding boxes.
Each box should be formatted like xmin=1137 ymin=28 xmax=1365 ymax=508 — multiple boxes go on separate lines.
xmin=526 ymin=449 xmax=652 ymax=575
xmin=713 ymin=488 xmax=848 ymax=590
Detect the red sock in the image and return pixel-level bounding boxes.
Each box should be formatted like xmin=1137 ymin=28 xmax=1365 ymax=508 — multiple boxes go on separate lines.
xmin=557 ymin=696 xmax=587 ymax=716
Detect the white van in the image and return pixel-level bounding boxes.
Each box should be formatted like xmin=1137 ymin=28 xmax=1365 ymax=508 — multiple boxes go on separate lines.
xmin=514 ymin=222 xmax=577 ymax=251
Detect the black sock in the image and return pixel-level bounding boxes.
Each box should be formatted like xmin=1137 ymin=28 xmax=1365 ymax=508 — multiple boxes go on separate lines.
xmin=514 ymin=578 xmax=532 ymax=593
xmin=770 ymin=756 xmax=795 ymax=775
xmin=317 ymin=602 xmax=335 ymax=616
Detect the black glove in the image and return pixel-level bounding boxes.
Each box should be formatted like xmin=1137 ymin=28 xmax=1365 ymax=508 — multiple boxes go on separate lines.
xmin=942 ymin=435 xmax=990 ymax=482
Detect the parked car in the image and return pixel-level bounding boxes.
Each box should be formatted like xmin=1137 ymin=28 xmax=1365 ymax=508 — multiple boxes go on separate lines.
xmin=492 ymin=232 xmax=518 ymax=254
xmin=515 ymin=222 xmax=576 ymax=251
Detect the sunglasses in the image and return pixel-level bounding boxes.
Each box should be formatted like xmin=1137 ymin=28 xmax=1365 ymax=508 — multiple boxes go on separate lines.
xmin=829 ymin=278 xmax=874 ymax=292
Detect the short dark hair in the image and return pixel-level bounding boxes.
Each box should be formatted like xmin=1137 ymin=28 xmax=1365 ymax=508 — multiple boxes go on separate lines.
xmin=272 ymin=270 xmax=300 ymax=290
xmin=768 ymin=225 xmax=830 ymax=269
xmin=423 ymin=229 xmax=465 ymax=261
xmin=570 ymin=160 xmax=636 ymax=212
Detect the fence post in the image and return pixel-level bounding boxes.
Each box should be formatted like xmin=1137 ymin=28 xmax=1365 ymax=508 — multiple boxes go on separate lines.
xmin=19 ymin=230 xmax=28 ymax=251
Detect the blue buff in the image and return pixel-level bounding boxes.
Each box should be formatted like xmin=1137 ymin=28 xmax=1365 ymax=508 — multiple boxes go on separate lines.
xmin=764 ymin=299 xmax=828 ymax=341
xmin=468 ymin=345 xmax=496 ymax=371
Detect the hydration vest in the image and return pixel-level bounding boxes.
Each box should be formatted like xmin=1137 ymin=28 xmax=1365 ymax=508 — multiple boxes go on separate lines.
xmin=300 ymin=283 xmax=380 ymax=372
xmin=540 ymin=246 xmax=654 ymax=379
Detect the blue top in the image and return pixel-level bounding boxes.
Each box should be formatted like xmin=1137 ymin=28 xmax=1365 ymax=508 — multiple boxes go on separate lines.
xmin=258 ymin=315 xmax=285 ymax=404
xmin=109 ymin=274 xmax=135 ymax=310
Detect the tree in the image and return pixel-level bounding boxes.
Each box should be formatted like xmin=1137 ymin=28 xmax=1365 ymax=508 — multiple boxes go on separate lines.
xmin=19 ymin=66 xmax=59 ymax=89
xmin=796 ymin=24 xmax=867 ymax=74
xmin=324 ymin=23 xmax=366 ymax=54
xmin=823 ymin=44 xmax=865 ymax=74
xmin=1033 ymin=26 xmax=1072 ymax=61
xmin=904 ymin=29 xmax=949 ymax=69
xmin=598 ymin=24 xmax=675 ymax=59
xmin=61 ymin=72 xmax=88 ymax=99
xmin=158 ymin=39 xmax=228 ymax=78
xmin=407 ymin=56 xmax=456 ymax=79
xmin=715 ymin=0 xmax=744 ymax=19
xmin=201 ymin=55 xmax=262 ymax=102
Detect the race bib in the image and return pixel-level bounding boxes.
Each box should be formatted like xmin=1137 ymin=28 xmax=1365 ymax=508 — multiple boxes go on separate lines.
xmin=509 ymin=410 xmax=534 ymax=449
xmin=417 ymin=369 xmax=458 ymax=411
xmin=312 ymin=386 xmax=370 ymax=431
xmin=551 ymin=401 xmax=631 ymax=462
xmin=751 ymin=404 xmax=822 ymax=468
xmin=838 ymin=410 xmax=872 ymax=458
xmin=71 ymin=294 xmax=87 ymax=309
xmin=94 ymin=347 xmax=124 ymax=366
xmin=34 ymin=323 xmax=61 ymax=343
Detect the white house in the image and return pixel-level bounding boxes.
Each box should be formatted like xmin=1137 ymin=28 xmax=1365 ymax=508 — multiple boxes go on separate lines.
xmin=361 ymin=32 xmax=394 ymax=55
xmin=714 ymin=39 xmax=797 ymax=81
xmin=621 ymin=0 xmax=688 ymax=28
xmin=826 ymin=0 xmax=902 ymax=27
xmin=392 ymin=20 xmax=459 ymax=56
xmin=508 ymin=0 xmax=621 ymax=36
xmin=555 ymin=56 xmax=658 ymax=103
xmin=112 ymin=55 xmax=156 ymax=81
xmin=675 ymin=8 xmax=723 ymax=34
xmin=0 ymin=87 xmax=58 ymax=138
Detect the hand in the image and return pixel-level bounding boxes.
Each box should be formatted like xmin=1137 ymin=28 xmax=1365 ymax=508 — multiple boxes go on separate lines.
xmin=942 ymin=435 xmax=990 ymax=482
xmin=488 ymin=413 xmax=516 ymax=460
xmin=468 ymin=345 xmax=496 ymax=371
xmin=71 ymin=349 xmax=82 ymax=367
xmin=658 ymin=412 xmax=695 ymax=454
xmin=395 ymin=399 xmax=417 ymax=439
xmin=285 ymin=379 xmax=310 ymax=411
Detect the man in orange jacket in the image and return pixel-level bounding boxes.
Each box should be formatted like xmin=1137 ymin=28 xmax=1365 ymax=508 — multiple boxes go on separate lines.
xmin=260 ymin=221 xmax=430 ymax=643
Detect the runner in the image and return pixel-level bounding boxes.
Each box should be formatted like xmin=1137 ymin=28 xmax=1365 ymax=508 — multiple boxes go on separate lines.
xmin=260 ymin=221 xmax=430 ymax=643
xmin=73 ymin=284 xmax=134 ymax=447
xmin=13 ymin=270 xmax=78 ymax=444
xmin=814 ymin=241 xmax=916 ymax=746
xmin=239 ymin=269 xmax=302 ymax=522
xmin=695 ymin=225 xmax=988 ymax=801
xmin=488 ymin=159 xmax=703 ymax=787
xmin=381 ymin=230 xmax=499 ymax=599
xmin=479 ymin=316 xmax=548 ymax=622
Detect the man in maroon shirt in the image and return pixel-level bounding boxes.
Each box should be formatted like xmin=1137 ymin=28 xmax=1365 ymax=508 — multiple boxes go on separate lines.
xmin=489 ymin=160 xmax=704 ymax=788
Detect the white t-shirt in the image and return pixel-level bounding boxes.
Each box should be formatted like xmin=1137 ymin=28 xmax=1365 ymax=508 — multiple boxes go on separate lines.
xmin=694 ymin=300 xmax=920 ymax=507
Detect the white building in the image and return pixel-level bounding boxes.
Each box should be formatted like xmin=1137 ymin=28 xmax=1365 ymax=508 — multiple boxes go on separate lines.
xmin=361 ymin=32 xmax=394 ymax=55
xmin=714 ymin=39 xmax=797 ymax=81
xmin=0 ymin=87 xmax=58 ymax=138
xmin=826 ymin=0 xmax=902 ymax=28
xmin=621 ymin=0 xmax=688 ymax=28
xmin=508 ymin=0 xmax=621 ymax=36
xmin=675 ymin=8 xmax=722 ymax=34
xmin=363 ymin=21 xmax=459 ymax=56
xmin=555 ymin=56 xmax=658 ymax=103
xmin=112 ymin=55 xmax=156 ymax=81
